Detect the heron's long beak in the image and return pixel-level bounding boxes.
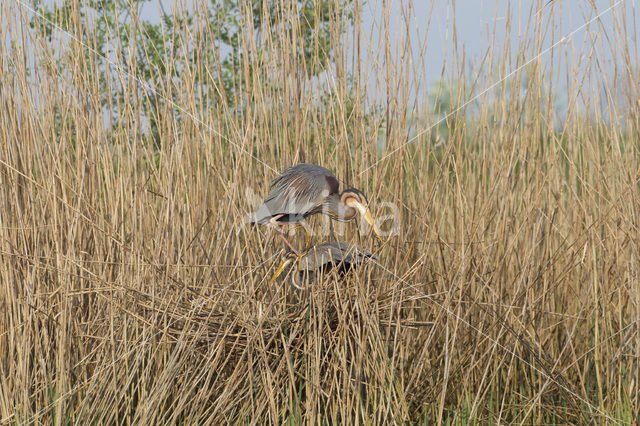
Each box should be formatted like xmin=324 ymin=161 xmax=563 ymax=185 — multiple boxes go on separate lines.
xmin=269 ymin=258 xmax=293 ymax=285
xmin=354 ymin=202 xmax=382 ymax=240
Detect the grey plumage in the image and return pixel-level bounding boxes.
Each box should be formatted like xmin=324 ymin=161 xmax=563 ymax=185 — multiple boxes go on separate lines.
xmin=289 ymin=242 xmax=378 ymax=289
xmin=249 ymin=163 xmax=383 ymax=243
xmin=248 ymin=163 xmax=349 ymax=225
xmin=297 ymin=242 xmax=377 ymax=272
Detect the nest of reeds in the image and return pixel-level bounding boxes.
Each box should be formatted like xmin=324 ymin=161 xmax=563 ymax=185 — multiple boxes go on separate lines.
xmin=114 ymin=269 xmax=435 ymax=362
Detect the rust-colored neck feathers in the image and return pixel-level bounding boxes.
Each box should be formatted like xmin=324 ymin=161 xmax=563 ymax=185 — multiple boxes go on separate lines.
xmin=322 ymin=189 xmax=364 ymax=221
xmin=338 ymin=191 xmax=359 ymax=220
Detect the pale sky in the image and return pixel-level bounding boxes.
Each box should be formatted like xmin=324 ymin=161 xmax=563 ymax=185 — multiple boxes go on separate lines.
xmin=142 ymin=0 xmax=634 ymax=84
xmin=10 ymin=0 xmax=638 ymax=116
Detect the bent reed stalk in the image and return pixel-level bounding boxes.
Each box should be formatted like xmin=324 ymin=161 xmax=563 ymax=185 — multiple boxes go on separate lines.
xmin=0 ymin=0 xmax=638 ymax=423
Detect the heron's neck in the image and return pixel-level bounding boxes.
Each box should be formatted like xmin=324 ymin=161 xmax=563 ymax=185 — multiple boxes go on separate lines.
xmin=291 ymin=270 xmax=306 ymax=289
xmin=325 ymin=193 xmax=356 ymax=221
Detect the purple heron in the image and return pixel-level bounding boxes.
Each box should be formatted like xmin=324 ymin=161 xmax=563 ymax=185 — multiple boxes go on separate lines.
xmin=269 ymin=242 xmax=378 ymax=289
xmin=248 ymin=164 xmax=382 ymax=248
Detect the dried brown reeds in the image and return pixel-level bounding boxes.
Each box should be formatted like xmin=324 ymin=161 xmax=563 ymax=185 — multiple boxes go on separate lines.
xmin=0 ymin=0 xmax=638 ymax=423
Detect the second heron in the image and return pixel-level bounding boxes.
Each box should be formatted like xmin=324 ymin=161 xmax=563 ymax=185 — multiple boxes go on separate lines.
xmin=269 ymin=242 xmax=378 ymax=289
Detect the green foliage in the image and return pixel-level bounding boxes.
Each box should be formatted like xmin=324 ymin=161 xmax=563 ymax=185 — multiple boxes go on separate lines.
xmin=213 ymin=0 xmax=344 ymax=94
xmin=29 ymin=0 xmax=352 ymax=145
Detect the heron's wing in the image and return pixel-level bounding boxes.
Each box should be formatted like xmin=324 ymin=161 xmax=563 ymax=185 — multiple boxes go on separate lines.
xmin=298 ymin=245 xmax=337 ymax=271
xmin=299 ymin=242 xmax=378 ymax=271
xmin=327 ymin=242 xmax=378 ymax=264
xmin=342 ymin=244 xmax=378 ymax=264
xmin=251 ymin=164 xmax=337 ymax=223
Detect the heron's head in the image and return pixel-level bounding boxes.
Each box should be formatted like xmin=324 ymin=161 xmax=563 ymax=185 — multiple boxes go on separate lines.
xmin=269 ymin=251 xmax=298 ymax=285
xmin=341 ymin=189 xmax=382 ymax=240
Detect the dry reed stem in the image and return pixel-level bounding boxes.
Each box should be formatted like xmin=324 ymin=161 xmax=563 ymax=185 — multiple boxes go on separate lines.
xmin=1 ymin=0 xmax=638 ymax=423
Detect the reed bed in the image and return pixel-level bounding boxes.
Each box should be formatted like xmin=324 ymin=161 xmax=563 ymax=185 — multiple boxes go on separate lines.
xmin=0 ymin=0 xmax=638 ymax=423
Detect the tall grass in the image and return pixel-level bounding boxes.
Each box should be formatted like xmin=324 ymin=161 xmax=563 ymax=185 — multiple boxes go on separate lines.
xmin=1 ymin=0 xmax=638 ymax=423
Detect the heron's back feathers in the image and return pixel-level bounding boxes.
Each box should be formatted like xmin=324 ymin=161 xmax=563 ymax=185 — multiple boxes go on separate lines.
xmin=250 ymin=164 xmax=340 ymax=223
xmin=298 ymin=242 xmax=377 ymax=271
